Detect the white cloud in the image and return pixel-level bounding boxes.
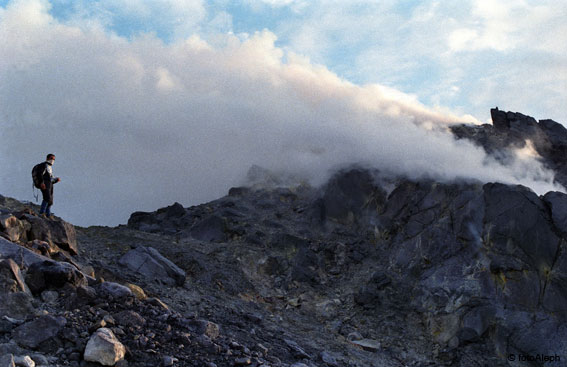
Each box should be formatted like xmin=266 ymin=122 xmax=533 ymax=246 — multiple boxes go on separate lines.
xmin=0 ymin=0 xmax=563 ymax=227
xmin=264 ymin=1 xmax=566 ymax=123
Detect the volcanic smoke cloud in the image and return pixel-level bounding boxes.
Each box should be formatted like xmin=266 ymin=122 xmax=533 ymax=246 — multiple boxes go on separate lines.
xmin=0 ymin=0 xmax=562 ymax=225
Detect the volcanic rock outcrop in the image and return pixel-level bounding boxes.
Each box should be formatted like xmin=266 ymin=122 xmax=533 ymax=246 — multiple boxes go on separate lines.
xmin=451 ymin=107 xmax=567 ymax=186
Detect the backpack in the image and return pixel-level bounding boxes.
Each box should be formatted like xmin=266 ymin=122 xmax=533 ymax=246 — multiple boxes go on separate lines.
xmin=32 ymin=162 xmax=46 ymax=189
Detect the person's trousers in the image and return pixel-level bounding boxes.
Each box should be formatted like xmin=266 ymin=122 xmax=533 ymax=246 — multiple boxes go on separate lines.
xmin=39 ymin=185 xmax=53 ymax=216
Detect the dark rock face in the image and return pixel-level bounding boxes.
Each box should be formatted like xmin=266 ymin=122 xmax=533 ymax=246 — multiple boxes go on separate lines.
xmin=484 ymin=183 xmax=559 ymax=271
xmin=319 ymin=168 xmax=387 ymax=224
xmin=115 ymin=151 xmax=567 ymax=365
xmin=543 ymin=191 xmax=567 ymax=235
xmin=354 ymin=271 xmax=391 ymax=307
xmin=189 ymin=215 xmax=228 ymax=242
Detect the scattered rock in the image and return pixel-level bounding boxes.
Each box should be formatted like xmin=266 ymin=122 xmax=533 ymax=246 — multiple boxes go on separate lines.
xmin=347 ymin=332 xmax=363 ymax=341
xmin=114 ymin=310 xmax=146 ymax=329
xmin=162 ymin=356 xmax=178 ymax=366
xmin=12 ymin=356 xmax=34 ymax=367
xmin=29 ymin=355 xmax=48 ymax=366
xmin=124 ymin=283 xmax=147 ymax=300
xmin=185 ymin=319 xmax=220 ymax=340
xmin=83 ymin=328 xmax=126 ymax=366
xmin=255 ymin=343 xmax=268 ymax=356
xmin=283 ymin=339 xmax=311 ymax=359
xmin=234 ymin=357 xmax=251 ymax=366
xmin=146 ymin=297 xmax=169 ymax=310
xmin=349 ymin=339 xmax=381 ymax=352
xmin=97 ymin=282 xmax=133 ymax=299
xmin=320 ymin=351 xmax=338 ymax=366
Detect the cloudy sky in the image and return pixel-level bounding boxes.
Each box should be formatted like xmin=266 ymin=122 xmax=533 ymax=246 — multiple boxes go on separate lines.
xmin=1 ymin=0 xmax=566 ymax=226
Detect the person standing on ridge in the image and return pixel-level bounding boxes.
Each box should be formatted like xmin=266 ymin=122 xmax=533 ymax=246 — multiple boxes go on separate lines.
xmin=33 ymin=154 xmax=61 ymax=218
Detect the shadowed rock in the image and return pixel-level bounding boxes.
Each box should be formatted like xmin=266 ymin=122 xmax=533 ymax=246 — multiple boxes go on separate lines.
xmin=118 ymin=246 xmax=186 ymax=286
xmin=190 ymin=215 xmax=227 ymax=242
xmin=21 ymin=215 xmax=78 ymax=255
xmin=0 ymin=258 xmax=30 ymax=294
xmin=12 ymin=315 xmax=67 ymax=349
xmin=25 ymin=260 xmax=88 ymax=294
xmin=0 ymin=292 xmax=36 ymax=319
xmin=0 ymin=237 xmax=51 ymax=268
xmin=319 ymin=168 xmax=386 ymax=224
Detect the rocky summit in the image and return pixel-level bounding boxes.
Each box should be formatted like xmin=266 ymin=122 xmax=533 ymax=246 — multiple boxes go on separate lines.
xmin=1 ymin=109 xmax=566 ymax=367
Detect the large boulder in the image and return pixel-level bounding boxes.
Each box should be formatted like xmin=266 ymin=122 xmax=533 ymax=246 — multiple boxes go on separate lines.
xmin=97 ymin=282 xmax=133 ymax=299
xmin=155 ymin=202 xmax=187 ymax=219
xmin=12 ymin=315 xmax=67 ymax=349
xmin=118 ymin=246 xmax=186 ymax=286
xmin=25 ymin=260 xmax=88 ymax=294
xmin=0 ymin=237 xmax=52 ymax=268
xmin=83 ymin=328 xmax=126 ymax=366
xmin=21 ymin=215 xmax=78 ymax=255
xmin=128 ymin=202 xmax=189 ymax=234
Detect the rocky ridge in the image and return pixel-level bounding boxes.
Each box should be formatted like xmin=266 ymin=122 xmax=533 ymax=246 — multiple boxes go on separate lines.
xmin=0 ymin=109 xmax=566 ymax=367
xmin=451 ymin=107 xmax=567 ymax=187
